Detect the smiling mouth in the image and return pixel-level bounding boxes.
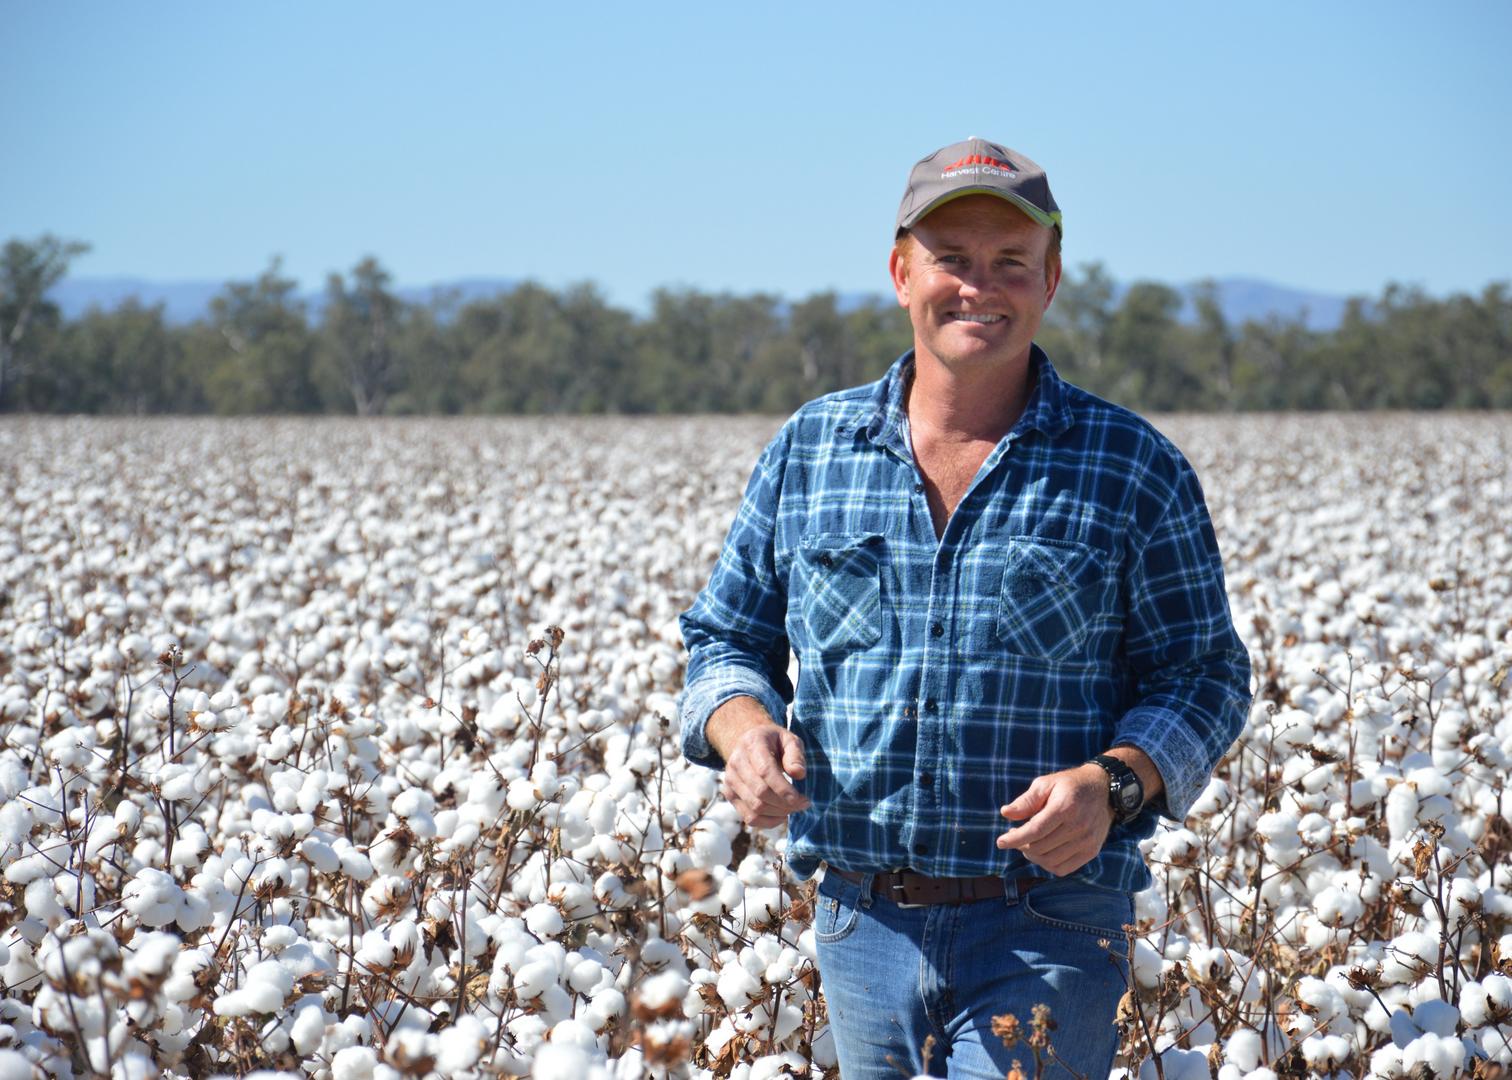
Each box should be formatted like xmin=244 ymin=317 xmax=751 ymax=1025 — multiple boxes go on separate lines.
xmin=949 ymin=313 xmax=1005 ymax=324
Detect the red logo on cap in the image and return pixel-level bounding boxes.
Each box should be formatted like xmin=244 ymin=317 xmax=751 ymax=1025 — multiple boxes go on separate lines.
xmin=945 ymin=154 xmax=1014 ymax=171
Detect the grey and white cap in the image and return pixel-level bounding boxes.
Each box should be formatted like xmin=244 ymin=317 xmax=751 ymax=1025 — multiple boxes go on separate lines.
xmin=895 ymin=136 xmax=1062 ymax=237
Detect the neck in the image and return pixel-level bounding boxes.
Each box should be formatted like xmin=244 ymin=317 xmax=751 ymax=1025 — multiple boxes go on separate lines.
xmin=905 ymin=346 xmax=1036 ymax=444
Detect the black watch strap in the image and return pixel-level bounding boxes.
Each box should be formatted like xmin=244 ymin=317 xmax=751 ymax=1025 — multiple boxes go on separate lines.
xmin=1090 ymin=753 xmax=1144 ymax=824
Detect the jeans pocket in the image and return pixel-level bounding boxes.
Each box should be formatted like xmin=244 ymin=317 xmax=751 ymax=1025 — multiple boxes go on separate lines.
xmin=813 ymin=871 xmax=864 ymax=944
xmin=798 ymin=533 xmax=884 ymax=654
xmin=995 ymin=537 xmax=1102 ymax=661
xmin=1023 ymin=882 xmax=1134 ymax=942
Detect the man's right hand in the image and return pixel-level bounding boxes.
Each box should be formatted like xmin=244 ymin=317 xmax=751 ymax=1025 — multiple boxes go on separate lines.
xmin=707 ymin=697 xmax=811 ymax=829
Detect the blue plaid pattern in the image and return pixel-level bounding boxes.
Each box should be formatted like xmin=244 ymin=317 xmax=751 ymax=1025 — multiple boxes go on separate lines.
xmin=679 ymin=347 xmax=1252 ymax=893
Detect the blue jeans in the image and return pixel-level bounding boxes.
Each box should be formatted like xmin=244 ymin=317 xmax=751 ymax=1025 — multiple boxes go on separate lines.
xmin=813 ymin=870 xmax=1132 ymax=1079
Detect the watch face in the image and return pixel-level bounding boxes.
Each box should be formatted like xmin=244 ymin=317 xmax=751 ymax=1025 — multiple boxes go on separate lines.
xmin=1117 ymin=786 xmax=1142 ymax=813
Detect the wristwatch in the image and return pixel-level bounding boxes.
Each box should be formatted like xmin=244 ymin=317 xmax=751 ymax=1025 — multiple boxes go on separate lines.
xmin=1090 ymin=754 xmax=1144 ymax=824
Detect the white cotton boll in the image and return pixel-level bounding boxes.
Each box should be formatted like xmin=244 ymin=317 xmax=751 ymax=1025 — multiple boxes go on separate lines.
xmin=24 ymin=879 xmax=64 ymax=925
xmin=3 ymin=854 xmax=48 ymax=886
xmin=717 ymin=964 xmax=762 ymax=1010
xmin=1447 ymin=877 xmax=1482 ymax=921
xmin=507 ymin=778 xmax=541 ymax=811
xmin=1408 ymin=999 xmax=1459 ymax=1037
xmin=1138 ymin=1048 xmax=1209 ymax=1080
xmin=514 ymin=958 xmax=560 ymax=1000
xmin=1272 ymin=709 xmax=1315 ymax=748
xmin=749 ymin=1051 xmax=808 ymax=1080
xmin=292 ymin=1003 xmax=327 ymax=1055
xmin=690 ymin=820 xmax=734 ymax=869
xmin=337 ymin=844 xmax=374 ymax=882
xmin=300 ymin=837 xmax=341 ymax=874
xmin=1384 ymin=783 xmax=1419 ymax=844
xmin=1224 ymin=1029 xmax=1263 ymax=1072
xmin=1369 ymin=1042 xmax=1405 ymax=1078
xmin=1401 ymin=1031 xmax=1465 ymax=1076
xmin=1381 ymin=932 xmax=1436 ymax=985
xmin=1255 ymin=812 xmax=1301 ymax=852
xmin=122 ymin=868 xmax=184 ymax=928
xmin=638 ymin=970 xmax=689 ymax=1013
xmin=435 ymin=1014 xmax=488 ymax=1072
xmin=1313 ymin=886 xmax=1365 ymax=926
xmin=129 ymin=932 xmax=181 ymax=978
xmin=569 ymin=957 xmax=606 ymax=994
xmin=1132 ymin=937 xmax=1164 ymax=989
xmin=549 ymin=1017 xmax=599 ymax=1049
xmin=114 ymin=799 xmax=141 ymax=835
xmin=524 ymin=903 xmax=565 ymax=938
xmin=1296 ymin=812 xmax=1332 ymax=847
xmin=331 ymin=1045 xmax=377 ymax=1080
xmin=356 ymin=930 xmax=395 ymax=970
xmin=1301 ymin=1034 xmax=1352 ymax=1068
xmin=532 ymin=1043 xmax=596 ymax=1080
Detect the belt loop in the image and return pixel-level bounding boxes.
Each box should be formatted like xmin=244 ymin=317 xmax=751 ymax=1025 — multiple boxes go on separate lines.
xmin=1002 ymin=873 xmax=1022 ymax=907
xmin=858 ymin=871 xmax=876 ymax=909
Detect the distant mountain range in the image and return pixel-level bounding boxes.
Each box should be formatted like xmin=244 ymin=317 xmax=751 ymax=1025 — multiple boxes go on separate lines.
xmin=49 ymin=274 xmax=1358 ymax=332
xmin=46 ymin=277 xmax=523 ymax=326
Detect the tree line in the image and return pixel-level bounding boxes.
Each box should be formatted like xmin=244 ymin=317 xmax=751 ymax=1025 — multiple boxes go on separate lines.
xmin=3 ymin=234 xmax=1509 ymax=415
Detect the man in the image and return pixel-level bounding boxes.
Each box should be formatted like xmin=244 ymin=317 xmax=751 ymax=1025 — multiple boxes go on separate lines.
xmin=678 ymin=137 xmax=1251 ymax=1079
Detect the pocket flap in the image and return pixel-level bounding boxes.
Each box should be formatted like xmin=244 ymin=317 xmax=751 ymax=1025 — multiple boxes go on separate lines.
xmin=1004 ymin=537 xmax=1100 ymax=588
xmin=799 ymin=531 xmax=886 ymax=558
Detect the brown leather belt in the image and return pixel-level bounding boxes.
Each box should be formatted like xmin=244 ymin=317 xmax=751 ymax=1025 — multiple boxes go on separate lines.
xmin=832 ymin=867 xmax=1045 ymax=907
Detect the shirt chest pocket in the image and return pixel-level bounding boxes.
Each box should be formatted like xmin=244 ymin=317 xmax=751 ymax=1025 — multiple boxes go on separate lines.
xmin=995 ymin=537 xmax=1104 ymax=662
xmin=796 ymin=532 xmax=885 ymax=654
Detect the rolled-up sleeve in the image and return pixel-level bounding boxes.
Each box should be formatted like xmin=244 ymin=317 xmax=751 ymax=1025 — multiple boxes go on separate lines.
xmin=1114 ymin=447 xmax=1253 ymax=822
xmin=677 ymin=425 xmax=795 ymax=770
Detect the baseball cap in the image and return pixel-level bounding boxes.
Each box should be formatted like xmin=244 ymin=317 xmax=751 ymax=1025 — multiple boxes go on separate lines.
xmin=895 ymin=137 xmax=1062 ymax=237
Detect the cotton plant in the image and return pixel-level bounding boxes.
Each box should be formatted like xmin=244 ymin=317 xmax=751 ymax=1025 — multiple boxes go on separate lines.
xmin=1 ymin=415 xmax=1509 ymax=1078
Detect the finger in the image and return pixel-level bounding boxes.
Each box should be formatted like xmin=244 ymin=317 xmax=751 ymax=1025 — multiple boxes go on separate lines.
xmin=779 ymin=731 xmax=807 ymax=779
xmin=756 ymin=755 xmax=809 ymax=810
xmin=999 ymin=813 xmax=1055 ymax=850
xmin=1002 ymin=781 xmax=1049 ymax=821
xmin=728 ymin=754 xmax=809 ymax=819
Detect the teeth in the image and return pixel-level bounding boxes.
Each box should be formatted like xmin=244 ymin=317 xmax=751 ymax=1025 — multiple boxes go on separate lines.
xmin=952 ymin=313 xmax=1003 ymax=323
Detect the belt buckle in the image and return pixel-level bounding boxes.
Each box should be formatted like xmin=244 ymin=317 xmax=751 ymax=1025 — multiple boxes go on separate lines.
xmin=888 ymin=881 xmax=928 ymax=909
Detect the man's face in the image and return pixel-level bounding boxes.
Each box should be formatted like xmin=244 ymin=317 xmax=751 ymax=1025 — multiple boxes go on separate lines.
xmin=889 ymin=194 xmax=1061 ymax=374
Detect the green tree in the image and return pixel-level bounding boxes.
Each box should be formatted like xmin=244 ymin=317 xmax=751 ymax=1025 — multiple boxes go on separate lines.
xmin=1103 ymin=281 xmax=1186 ymax=410
xmin=58 ymin=300 xmax=183 ymax=413
xmin=0 ymin=235 xmax=89 ymax=410
xmin=204 ymin=258 xmax=319 ymax=414
xmin=318 ymin=256 xmax=402 ymax=415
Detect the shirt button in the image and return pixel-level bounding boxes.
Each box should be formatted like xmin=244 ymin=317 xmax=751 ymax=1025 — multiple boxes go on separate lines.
xmin=919 ymin=772 xmax=932 ymax=786
xmin=818 ymin=553 xmax=834 ymax=568
xmin=912 ymin=842 xmax=928 ymax=856
xmin=930 ymin=622 xmax=944 ymax=637
xmin=924 ymin=699 xmax=938 ymax=714
xmin=913 ymin=482 xmax=925 ymax=494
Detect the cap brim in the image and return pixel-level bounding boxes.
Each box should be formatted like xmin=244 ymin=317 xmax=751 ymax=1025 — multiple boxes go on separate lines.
xmin=900 ymin=187 xmax=1062 ymax=233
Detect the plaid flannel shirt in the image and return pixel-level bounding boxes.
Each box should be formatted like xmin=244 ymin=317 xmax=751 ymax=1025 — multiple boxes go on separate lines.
xmin=678 ymin=346 xmax=1252 ymax=892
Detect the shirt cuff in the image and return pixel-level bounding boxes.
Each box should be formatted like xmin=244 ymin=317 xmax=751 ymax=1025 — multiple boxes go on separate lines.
xmin=1113 ymin=704 xmax=1211 ymax=823
xmin=677 ymin=668 xmax=790 ymax=770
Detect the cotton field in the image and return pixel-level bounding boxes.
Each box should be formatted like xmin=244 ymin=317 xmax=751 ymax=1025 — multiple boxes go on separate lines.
xmin=0 ymin=413 xmax=1509 ymax=1080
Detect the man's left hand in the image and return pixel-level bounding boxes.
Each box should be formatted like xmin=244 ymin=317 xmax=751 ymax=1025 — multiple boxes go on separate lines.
xmin=996 ymin=764 xmax=1113 ymax=877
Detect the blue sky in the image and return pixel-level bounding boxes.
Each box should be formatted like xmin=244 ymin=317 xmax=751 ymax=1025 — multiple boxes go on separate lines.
xmin=4 ymin=1 xmax=1508 ymax=308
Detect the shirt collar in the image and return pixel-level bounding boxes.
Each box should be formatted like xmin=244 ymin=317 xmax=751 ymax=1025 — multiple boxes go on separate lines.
xmin=860 ymin=343 xmax=1075 ymax=449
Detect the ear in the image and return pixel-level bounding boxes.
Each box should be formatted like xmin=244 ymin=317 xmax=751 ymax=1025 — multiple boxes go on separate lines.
xmin=889 ymin=244 xmax=911 ymax=308
xmin=1042 ymin=248 xmax=1063 ymax=311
